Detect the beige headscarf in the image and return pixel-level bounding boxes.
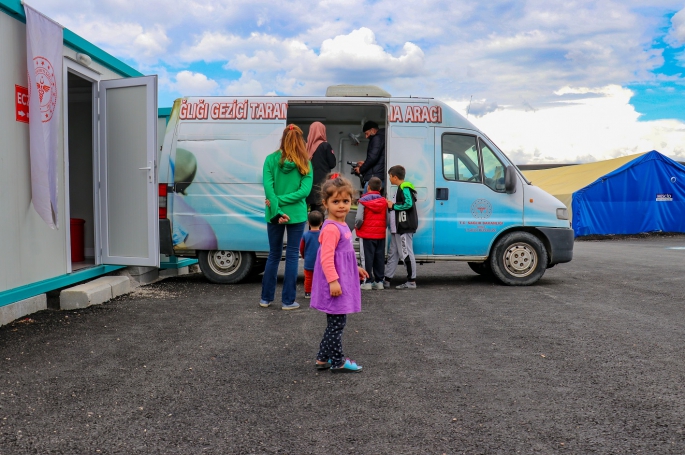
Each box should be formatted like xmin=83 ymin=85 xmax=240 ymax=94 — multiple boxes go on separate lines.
xmin=306 ymin=122 xmax=329 ymax=159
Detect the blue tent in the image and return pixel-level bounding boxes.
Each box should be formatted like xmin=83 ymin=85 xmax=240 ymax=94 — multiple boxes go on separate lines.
xmin=572 ymin=151 xmax=685 ymax=236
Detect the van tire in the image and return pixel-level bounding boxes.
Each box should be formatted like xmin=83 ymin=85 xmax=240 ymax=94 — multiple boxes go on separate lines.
xmin=198 ymin=250 xmax=254 ymax=284
xmin=467 ymin=261 xmax=494 ymax=278
xmin=489 ymin=232 xmax=548 ymax=286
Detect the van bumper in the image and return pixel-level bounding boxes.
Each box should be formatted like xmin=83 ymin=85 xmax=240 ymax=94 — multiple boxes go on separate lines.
xmin=538 ymin=227 xmax=573 ymax=265
xmin=159 ymin=219 xmax=174 ymax=256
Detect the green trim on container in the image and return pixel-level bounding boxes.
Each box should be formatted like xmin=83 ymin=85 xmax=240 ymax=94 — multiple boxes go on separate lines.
xmin=0 ymin=0 xmax=143 ymax=78
xmin=0 ymin=265 xmax=126 ymax=307
xmin=159 ymin=257 xmax=198 ymax=269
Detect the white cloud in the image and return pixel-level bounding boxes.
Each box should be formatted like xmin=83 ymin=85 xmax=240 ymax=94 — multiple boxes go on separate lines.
xmin=669 ymin=8 xmax=685 ymax=44
xmin=171 ymin=71 xmax=219 ymax=95
xmin=54 ymin=15 xmax=170 ymax=64
xmin=447 ymin=85 xmax=685 ymax=164
xmin=179 ymin=27 xmax=423 ymax=94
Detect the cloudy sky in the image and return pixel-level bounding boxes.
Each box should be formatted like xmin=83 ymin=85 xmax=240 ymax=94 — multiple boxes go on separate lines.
xmin=31 ymin=0 xmax=685 ymax=164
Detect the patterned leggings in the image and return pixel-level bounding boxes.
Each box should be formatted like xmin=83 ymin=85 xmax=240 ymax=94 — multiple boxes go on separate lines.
xmin=317 ymin=314 xmax=347 ymax=368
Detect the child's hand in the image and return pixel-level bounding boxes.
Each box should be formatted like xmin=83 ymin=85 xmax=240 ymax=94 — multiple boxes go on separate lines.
xmin=358 ymin=267 xmax=370 ymax=281
xmin=386 ymin=199 xmax=394 ymax=209
xmin=329 ymin=280 xmax=342 ymax=297
xmin=265 ymin=199 xmax=271 ymax=207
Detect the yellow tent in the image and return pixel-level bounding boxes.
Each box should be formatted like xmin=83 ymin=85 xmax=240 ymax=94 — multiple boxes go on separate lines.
xmin=522 ymin=152 xmax=647 ymax=220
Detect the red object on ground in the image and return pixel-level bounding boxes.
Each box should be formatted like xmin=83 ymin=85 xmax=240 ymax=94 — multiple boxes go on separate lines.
xmin=70 ymin=218 xmax=85 ymax=262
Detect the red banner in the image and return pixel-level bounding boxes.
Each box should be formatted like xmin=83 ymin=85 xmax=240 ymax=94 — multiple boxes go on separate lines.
xmin=15 ymin=85 xmax=29 ymax=123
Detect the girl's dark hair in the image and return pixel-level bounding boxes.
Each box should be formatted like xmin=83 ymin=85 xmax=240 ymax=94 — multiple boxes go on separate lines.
xmin=320 ymin=175 xmax=354 ymax=204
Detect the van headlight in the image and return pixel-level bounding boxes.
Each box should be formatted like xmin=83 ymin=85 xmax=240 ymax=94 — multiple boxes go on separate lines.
xmin=556 ymin=208 xmax=568 ymax=220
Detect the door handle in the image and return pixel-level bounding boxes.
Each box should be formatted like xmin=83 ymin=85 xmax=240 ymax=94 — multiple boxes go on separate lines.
xmin=436 ymin=188 xmax=449 ymax=200
xmin=139 ymin=161 xmax=153 ymax=182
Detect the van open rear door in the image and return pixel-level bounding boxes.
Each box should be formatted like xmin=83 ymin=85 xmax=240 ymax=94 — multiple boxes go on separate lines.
xmin=98 ymin=76 xmax=159 ymax=267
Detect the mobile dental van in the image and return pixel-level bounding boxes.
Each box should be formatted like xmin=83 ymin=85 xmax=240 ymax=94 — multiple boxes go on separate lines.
xmin=158 ymin=85 xmax=573 ymax=286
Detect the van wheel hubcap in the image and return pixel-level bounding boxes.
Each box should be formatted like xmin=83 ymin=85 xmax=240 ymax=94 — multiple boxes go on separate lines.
xmin=503 ymin=243 xmax=537 ymax=278
xmin=208 ymin=251 xmax=241 ymax=276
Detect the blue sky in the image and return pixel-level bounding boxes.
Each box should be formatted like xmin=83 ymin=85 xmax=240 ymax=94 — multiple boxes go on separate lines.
xmin=29 ymin=0 xmax=685 ymax=163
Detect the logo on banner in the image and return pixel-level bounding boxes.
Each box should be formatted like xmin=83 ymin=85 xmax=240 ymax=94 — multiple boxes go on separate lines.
xmin=31 ymin=56 xmax=57 ymax=122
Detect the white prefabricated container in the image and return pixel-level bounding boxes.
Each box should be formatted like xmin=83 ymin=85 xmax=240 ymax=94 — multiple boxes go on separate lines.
xmin=0 ymin=1 xmax=160 ymax=315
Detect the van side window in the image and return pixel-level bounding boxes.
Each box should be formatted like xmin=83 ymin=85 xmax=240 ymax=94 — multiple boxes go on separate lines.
xmin=480 ymin=143 xmax=506 ymax=192
xmin=441 ymin=134 xmax=481 ymax=183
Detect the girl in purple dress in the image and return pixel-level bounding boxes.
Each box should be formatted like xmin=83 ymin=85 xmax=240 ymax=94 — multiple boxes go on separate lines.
xmin=311 ymin=177 xmax=369 ymax=372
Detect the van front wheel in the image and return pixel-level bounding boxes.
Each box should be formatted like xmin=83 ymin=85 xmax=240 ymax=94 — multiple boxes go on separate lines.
xmin=198 ymin=250 xmax=254 ymax=284
xmin=489 ymin=232 xmax=548 ymax=286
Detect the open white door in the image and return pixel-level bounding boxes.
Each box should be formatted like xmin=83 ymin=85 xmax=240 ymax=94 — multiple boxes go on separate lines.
xmin=98 ymin=76 xmax=159 ymax=267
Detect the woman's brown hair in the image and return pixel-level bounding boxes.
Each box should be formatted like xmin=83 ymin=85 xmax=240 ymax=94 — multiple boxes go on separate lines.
xmin=279 ymin=124 xmax=310 ymax=175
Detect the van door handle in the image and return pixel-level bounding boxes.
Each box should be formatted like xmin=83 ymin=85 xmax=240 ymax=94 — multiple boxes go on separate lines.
xmin=436 ymin=188 xmax=449 ymax=200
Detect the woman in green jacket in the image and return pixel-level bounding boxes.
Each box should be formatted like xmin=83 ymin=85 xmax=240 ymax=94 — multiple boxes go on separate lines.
xmin=260 ymin=124 xmax=313 ymax=310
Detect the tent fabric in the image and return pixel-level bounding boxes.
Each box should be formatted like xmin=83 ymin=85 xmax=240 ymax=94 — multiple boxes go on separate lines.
xmin=522 ymin=153 xmax=646 ymax=219
xmin=522 ymin=151 xmax=685 ymax=237
xmin=572 ymin=151 xmax=685 ymax=236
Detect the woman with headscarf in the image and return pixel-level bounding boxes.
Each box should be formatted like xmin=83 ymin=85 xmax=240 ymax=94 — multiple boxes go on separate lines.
xmin=305 ymin=122 xmax=337 ymax=214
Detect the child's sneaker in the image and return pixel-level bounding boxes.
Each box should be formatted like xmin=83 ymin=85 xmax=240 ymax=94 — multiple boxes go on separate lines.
xmin=360 ymin=282 xmax=373 ymax=290
xmin=372 ymin=281 xmax=384 ymax=290
xmin=396 ymin=282 xmax=417 ymax=290
xmin=304 ymin=292 xmax=311 ymax=299
xmin=383 ymin=280 xmax=391 ymax=288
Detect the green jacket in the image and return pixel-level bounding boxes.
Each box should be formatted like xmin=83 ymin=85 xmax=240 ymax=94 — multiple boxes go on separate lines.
xmin=263 ymin=151 xmax=313 ymax=224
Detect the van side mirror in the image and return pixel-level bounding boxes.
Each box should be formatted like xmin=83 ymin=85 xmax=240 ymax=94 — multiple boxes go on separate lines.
xmin=505 ymin=165 xmax=517 ymax=194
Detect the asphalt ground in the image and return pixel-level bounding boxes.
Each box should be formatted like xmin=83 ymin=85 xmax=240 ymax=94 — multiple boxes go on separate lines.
xmin=2 ymin=236 xmax=685 ymax=454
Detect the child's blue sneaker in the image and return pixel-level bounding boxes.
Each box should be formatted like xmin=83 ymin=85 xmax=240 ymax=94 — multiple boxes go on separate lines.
xmin=331 ymin=358 xmax=363 ymax=373
xmin=281 ymin=302 xmax=300 ymax=311
xmin=259 ymin=299 xmax=271 ymax=308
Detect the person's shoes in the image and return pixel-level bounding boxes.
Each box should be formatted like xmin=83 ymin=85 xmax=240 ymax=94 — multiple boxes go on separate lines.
xmin=304 ymin=292 xmax=311 ymax=299
xmin=396 ymin=282 xmax=417 ymax=290
xmin=330 ymin=358 xmax=363 ymax=373
xmin=372 ymin=281 xmax=384 ymax=290
xmin=360 ymin=282 xmax=373 ymax=290
xmin=383 ymin=280 xmax=391 ymax=288
xmin=281 ymin=302 xmax=301 ymax=310
xmin=259 ymin=299 xmax=272 ymax=308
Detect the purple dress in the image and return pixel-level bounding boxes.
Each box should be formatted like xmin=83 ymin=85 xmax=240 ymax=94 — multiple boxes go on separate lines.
xmin=310 ymin=220 xmax=361 ymax=315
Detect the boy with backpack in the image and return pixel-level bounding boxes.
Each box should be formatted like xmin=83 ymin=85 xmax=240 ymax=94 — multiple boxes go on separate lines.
xmin=384 ymin=165 xmax=418 ymax=289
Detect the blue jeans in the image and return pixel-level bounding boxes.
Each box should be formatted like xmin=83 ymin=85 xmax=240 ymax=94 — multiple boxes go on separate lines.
xmin=261 ymin=221 xmax=306 ymax=305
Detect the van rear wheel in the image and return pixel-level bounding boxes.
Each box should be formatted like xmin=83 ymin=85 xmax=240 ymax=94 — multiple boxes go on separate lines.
xmin=198 ymin=250 xmax=254 ymax=284
xmin=489 ymin=232 xmax=548 ymax=286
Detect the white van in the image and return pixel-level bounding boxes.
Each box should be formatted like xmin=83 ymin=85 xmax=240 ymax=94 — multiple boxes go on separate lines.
xmin=158 ymin=85 xmax=573 ymax=286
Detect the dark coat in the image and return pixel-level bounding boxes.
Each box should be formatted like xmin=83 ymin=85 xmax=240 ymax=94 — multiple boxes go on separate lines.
xmin=306 ymin=142 xmax=336 ymax=207
xmin=359 ymin=128 xmax=386 ymax=183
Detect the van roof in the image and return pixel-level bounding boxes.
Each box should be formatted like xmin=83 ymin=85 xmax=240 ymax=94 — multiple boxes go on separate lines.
xmin=325 ymin=85 xmax=391 ymax=97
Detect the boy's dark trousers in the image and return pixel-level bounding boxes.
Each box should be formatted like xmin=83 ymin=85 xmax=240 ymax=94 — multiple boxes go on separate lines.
xmin=362 ymin=238 xmax=385 ymax=282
